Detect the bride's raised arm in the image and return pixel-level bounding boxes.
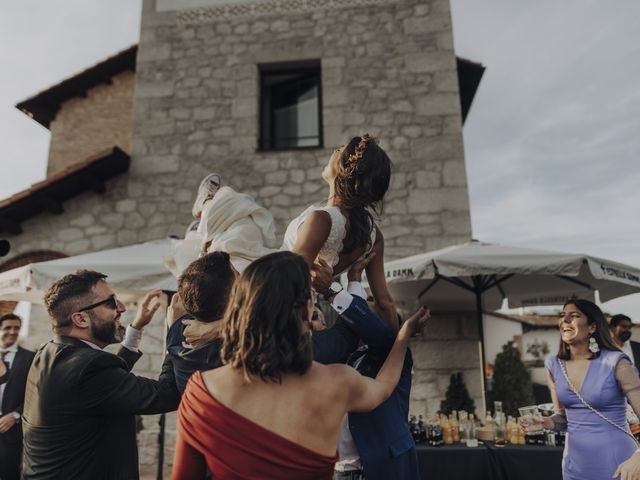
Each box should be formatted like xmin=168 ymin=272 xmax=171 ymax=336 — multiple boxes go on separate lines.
xmin=290 ymin=210 xmax=332 ymax=268
xmin=365 ymin=227 xmax=398 ymax=333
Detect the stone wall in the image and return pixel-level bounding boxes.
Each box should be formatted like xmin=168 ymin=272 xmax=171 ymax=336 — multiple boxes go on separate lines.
xmin=410 ymin=312 xmax=483 ymax=418
xmin=47 ymin=71 xmax=135 ymax=176
xmin=133 ymin=0 xmax=472 ymax=257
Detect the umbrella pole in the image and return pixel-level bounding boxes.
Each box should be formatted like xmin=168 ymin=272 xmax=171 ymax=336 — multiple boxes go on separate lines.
xmin=473 ymin=280 xmax=488 ymax=413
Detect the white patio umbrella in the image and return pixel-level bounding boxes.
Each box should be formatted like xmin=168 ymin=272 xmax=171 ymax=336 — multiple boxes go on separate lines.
xmin=383 ymin=240 xmax=640 ymax=311
xmin=0 ymin=239 xmax=177 ymax=304
xmin=378 ymin=240 xmax=640 ymax=404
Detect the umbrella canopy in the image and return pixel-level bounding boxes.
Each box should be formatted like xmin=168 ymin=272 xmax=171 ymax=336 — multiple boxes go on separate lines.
xmin=0 ymin=239 xmax=177 ymax=304
xmin=379 ymin=240 xmax=640 ymax=408
xmin=382 ymin=240 xmax=640 ymax=312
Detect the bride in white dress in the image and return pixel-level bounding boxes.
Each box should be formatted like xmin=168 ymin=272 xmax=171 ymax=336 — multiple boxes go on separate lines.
xmin=172 ymin=134 xmax=398 ymax=333
xmin=281 ymin=134 xmax=397 ymax=332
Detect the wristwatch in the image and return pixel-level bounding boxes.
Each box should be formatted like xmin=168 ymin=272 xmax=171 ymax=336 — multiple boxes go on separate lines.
xmin=12 ymin=412 xmax=20 ymax=422
xmin=322 ymin=281 xmax=343 ymax=299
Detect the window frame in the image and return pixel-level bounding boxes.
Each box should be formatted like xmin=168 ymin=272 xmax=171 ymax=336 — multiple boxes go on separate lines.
xmin=258 ymin=60 xmax=324 ymax=152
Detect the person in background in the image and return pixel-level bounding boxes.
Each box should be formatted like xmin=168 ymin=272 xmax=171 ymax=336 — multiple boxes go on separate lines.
xmin=165 ymin=252 xmax=236 ymax=393
xmin=610 ymin=314 xmax=640 ymax=366
xmin=22 ymin=271 xmax=181 ymax=480
xmin=522 ymin=300 xmax=640 ymax=480
xmin=0 ymin=313 xmax=35 ymax=480
xmin=329 ymin=254 xmax=419 ymax=480
xmin=172 ymin=251 xmax=430 ymax=479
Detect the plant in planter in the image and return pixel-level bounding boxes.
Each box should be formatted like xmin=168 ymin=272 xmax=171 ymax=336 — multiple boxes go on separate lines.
xmin=492 ymin=341 xmax=535 ymax=417
xmin=440 ymin=372 xmax=476 ymax=416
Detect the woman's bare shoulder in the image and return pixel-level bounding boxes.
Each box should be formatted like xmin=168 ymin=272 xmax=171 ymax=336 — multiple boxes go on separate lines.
xmin=310 ymin=362 xmax=359 ymax=386
xmin=302 ymin=209 xmax=332 ymax=230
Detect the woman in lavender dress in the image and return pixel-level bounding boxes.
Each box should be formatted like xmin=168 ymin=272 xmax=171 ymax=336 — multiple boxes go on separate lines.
xmin=524 ymin=299 xmax=640 ymax=479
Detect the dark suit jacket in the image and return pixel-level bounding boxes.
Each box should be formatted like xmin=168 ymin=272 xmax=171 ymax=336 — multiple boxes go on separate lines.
xmin=340 ymin=296 xmax=419 ymax=480
xmin=166 ymin=314 xmax=359 ymax=394
xmin=630 ymin=340 xmax=640 ymax=367
xmin=22 ymin=336 xmax=180 ymax=480
xmin=1 ymin=346 xmax=35 ymax=443
xmin=1 ymin=347 xmax=35 ymax=480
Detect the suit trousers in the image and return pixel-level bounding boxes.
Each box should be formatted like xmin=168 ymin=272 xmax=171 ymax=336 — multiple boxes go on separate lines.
xmin=0 ymin=431 xmax=22 ymax=480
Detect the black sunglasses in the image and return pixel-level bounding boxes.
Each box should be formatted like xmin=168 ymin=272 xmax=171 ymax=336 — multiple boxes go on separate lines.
xmin=77 ymin=294 xmax=119 ymax=313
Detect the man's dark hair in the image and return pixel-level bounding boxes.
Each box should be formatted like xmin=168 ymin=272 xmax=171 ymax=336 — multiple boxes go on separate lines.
xmin=221 ymin=251 xmax=313 ymax=383
xmin=178 ymin=252 xmax=235 ymax=322
xmin=0 ymin=313 xmax=21 ymax=328
xmin=43 ymin=270 xmax=107 ymax=333
xmin=610 ymin=314 xmax=632 ymax=328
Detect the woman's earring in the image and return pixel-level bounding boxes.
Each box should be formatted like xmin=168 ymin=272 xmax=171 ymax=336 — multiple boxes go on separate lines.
xmin=588 ymin=336 xmax=600 ymax=354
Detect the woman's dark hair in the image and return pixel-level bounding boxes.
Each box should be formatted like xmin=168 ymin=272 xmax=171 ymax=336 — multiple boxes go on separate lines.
xmin=557 ymin=299 xmax=621 ymax=360
xmin=221 ymin=251 xmax=313 ymax=383
xmin=334 ymin=135 xmax=391 ymax=254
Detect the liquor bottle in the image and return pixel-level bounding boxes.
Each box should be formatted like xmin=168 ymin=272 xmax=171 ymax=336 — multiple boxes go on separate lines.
xmin=507 ymin=416 xmax=518 ymax=444
xmin=517 ymin=421 xmax=526 ymax=445
xmin=417 ymin=415 xmax=426 ymax=443
xmin=494 ymin=412 xmax=506 ymax=446
xmin=440 ymin=414 xmax=453 ymax=445
xmin=429 ymin=417 xmax=444 ymax=446
xmin=409 ymin=415 xmax=419 ymax=442
xmin=467 ymin=414 xmax=478 ymax=447
xmin=450 ymin=411 xmax=460 ymax=443
xmin=458 ymin=411 xmax=468 ymax=443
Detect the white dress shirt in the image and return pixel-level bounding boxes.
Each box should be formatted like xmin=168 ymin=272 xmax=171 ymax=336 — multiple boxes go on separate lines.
xmin=331 ymin=281 xmax=368 ymax=472
xmin=0 ymin=343 xmax=19 ymax=416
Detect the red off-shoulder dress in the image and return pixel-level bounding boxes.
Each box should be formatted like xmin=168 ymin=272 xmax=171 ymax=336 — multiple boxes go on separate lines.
xmin=173 ymin=370 xmax=338 ymax=479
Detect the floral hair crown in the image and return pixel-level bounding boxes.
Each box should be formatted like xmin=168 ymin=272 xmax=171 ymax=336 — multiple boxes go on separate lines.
xmin=347 ymin=133 xmax=374 ymax=164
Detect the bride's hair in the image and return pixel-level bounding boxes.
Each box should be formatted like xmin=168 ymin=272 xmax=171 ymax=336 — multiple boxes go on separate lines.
xmin=334 ymin=134 xmax=391 ymax=254
xmin=221 ymin=251 xmax=313 ymax=383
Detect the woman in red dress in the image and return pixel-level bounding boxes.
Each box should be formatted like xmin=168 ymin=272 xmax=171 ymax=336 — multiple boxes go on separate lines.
xmin=173 ymin=251 xmax=428 ymax=479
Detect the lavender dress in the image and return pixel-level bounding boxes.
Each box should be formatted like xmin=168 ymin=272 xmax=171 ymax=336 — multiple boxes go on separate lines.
xmin=547 ymin=350 xmax=637 ymax=479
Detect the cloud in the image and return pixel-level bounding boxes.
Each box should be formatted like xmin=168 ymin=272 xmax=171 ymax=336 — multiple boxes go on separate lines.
xmin=0 ymin=0 xmax=142 ymax=198
xmin=452 ymin=0 xmax=640 ymax=316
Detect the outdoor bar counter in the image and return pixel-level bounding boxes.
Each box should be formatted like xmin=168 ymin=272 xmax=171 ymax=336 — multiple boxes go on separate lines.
xmin=417 ymin=443 xmax=563 ymax=480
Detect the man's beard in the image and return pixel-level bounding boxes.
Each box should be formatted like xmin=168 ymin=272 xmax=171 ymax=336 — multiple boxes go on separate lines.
xmin=619 ymin=331 xmax=632 ymax=343
xmin=90 ymin=316 xmax=125 ymax=345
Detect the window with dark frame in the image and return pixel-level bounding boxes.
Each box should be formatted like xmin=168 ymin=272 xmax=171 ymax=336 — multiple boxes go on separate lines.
xmin=259 ymin=61 xmax=322 ymax=150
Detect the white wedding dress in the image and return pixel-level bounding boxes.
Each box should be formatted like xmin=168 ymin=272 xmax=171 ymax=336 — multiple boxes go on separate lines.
xmin=282 ymin=204 xmax=376 ymax=274
xmin=166 ymin=188 xmax=375 ymax=275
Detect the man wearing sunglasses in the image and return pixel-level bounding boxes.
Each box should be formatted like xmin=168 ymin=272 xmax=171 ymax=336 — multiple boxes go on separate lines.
xmin=21 ymin=270 xmax=180 ymax=480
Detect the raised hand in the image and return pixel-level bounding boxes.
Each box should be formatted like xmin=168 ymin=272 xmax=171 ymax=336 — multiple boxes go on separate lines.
xmin=347 ymin=251 xmax=376 ymax=283
xmin=183 ymin=319 xmax=222 ymax=347
xmin=131 ymin=289 xmax=163 ymax=330
xmin=310 ymin=257 xmax=333 ymax=294
xmin=167 ymin=293 xmax=187 ymax=327
xmin=400 ymin=305 xmax=430 ymax=338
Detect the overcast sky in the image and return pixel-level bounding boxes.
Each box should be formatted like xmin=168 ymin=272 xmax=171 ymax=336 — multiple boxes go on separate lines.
xmin=1 ymin=0 xmax=639 ymax=317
